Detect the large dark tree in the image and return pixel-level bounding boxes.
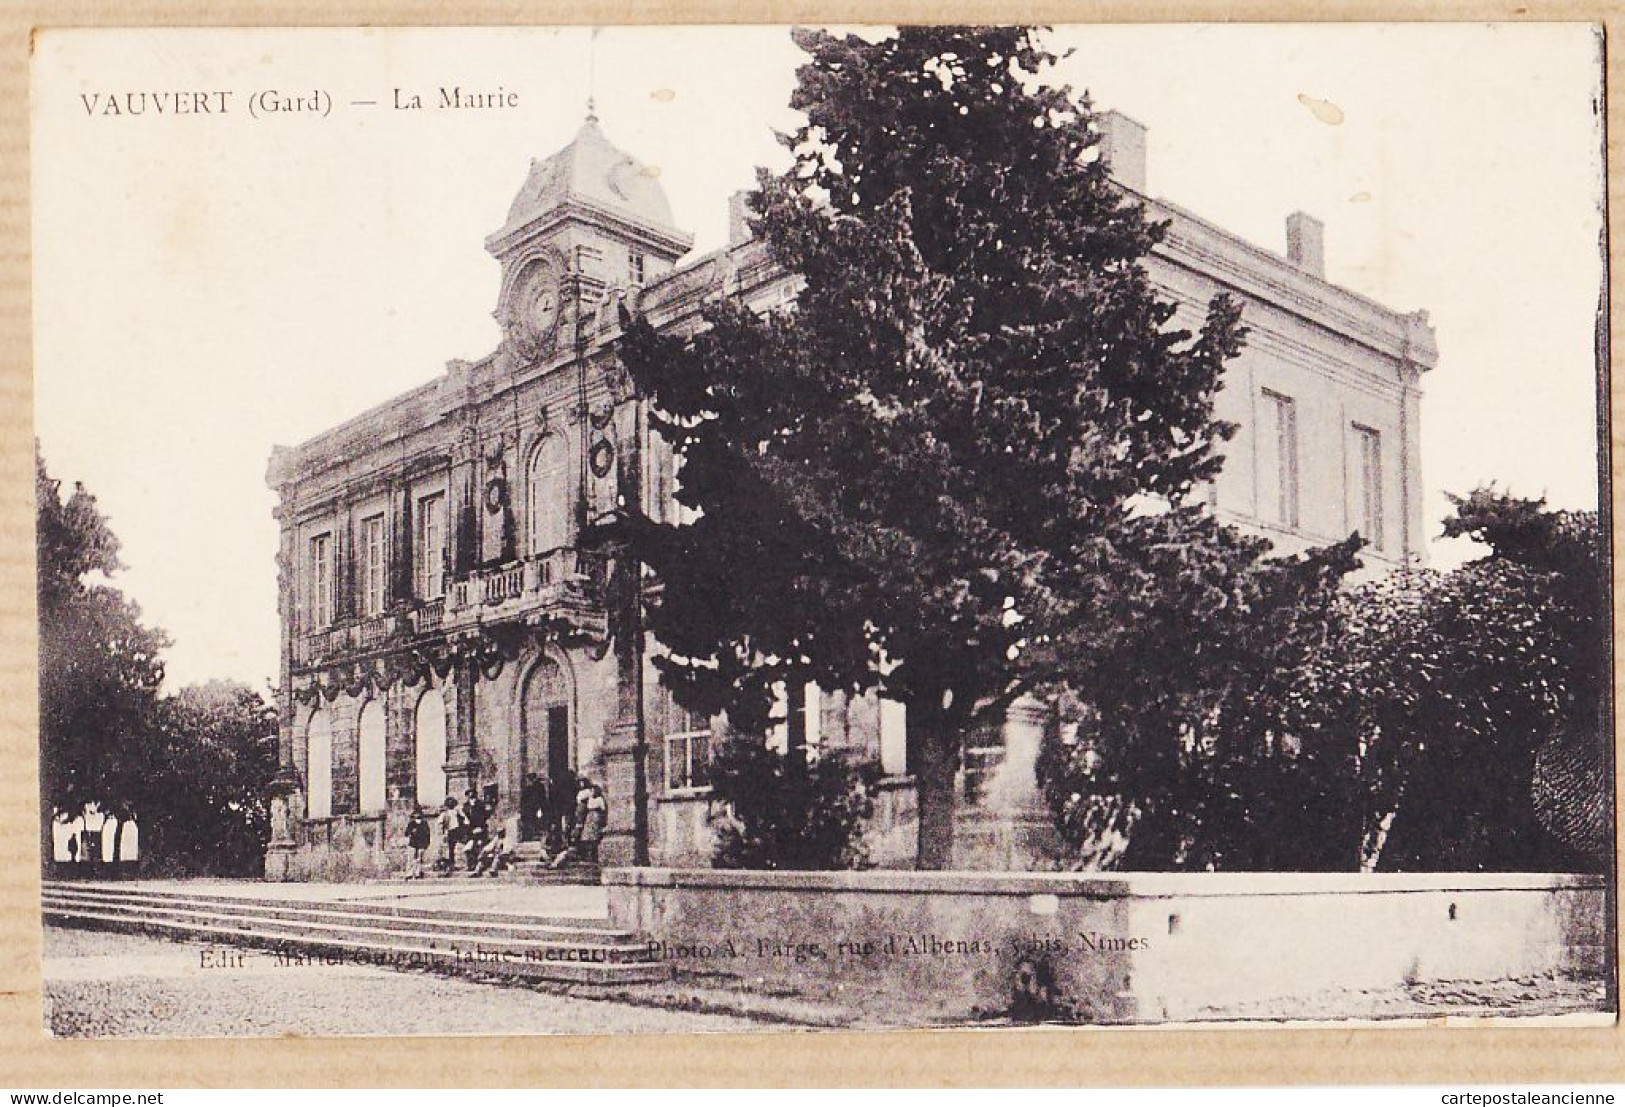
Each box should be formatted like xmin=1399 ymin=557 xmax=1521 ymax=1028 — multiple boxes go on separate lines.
xmin=1338 ymin=488 xmax=1609 ymax=871
xmin=1045 ymin=486 xmax=1610 ymax=873
xmin=616 ymin=26 xmax=1261 ymax=868
xmin=1038 ymin=534 xmax=1365 ymax=871
xmin=40 ymin=449 xmax=280 ymax=876
xmin=143 ymin=681 xmax=280 ymax=876
xmin=37 ymin=446 xmax=168 ymax=868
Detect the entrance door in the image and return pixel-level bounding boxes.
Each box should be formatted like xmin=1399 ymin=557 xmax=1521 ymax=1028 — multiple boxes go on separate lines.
xmin=522 ymin=658 xmax=572 ymax=842
xmin=547 ymin=705 xmax=570 ymax=790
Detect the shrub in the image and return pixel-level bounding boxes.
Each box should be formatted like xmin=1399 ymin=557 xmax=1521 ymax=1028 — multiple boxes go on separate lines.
xmin=706 ymin=739 xmax=877 ymax=870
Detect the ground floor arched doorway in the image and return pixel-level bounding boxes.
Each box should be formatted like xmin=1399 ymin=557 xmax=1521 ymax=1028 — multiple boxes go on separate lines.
xmin=520 ymin=656 xmax=573 ymax=842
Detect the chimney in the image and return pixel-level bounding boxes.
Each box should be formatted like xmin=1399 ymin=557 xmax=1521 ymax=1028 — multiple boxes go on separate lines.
xmin=1286 ymin=211 xmax=1325 ymax=278
xmin=1097 ymin=109 xmax=1148 ymax=193
xmin=727 ymin=190 xmax=753 ymax=246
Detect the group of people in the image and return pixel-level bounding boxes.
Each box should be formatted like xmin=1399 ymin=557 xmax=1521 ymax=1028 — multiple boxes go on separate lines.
xmin=401 ymin=776 xmax=608 ymax=879
xmin=543 ymin=776 xmax=608 ymax=870
xmin=520 ymin=771 xmax=608 ymax=868
xmin=400 ymin=789 xmax=504 ymax=878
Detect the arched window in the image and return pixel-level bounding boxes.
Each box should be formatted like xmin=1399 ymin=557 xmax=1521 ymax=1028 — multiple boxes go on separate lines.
xmin=526 ymin=433 xmax=573 ymax=556
xmin=358 ymin=699 xmax=387 ymax=814
xmin=414 ymin=689 xmax=448 ymax=807
xmin=306 ymin=711 xmax=333 ymax=820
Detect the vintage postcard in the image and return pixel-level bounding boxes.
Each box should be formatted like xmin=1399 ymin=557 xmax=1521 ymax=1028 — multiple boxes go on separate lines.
xmin=27 ymin=23 xmax=1614 ymax=1037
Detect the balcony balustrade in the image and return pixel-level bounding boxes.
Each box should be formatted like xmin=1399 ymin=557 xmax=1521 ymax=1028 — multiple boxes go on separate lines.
xmin=452 ymin=546 xmax=606 ymax=610
xmin=358 ymin=613 xmax=396 ymax=650
xmin=482 ymin=562 xmax=526 ymax=605
xmin=531 ymin=546 xmax=607 ymax=591
xmin=294 ymin=621 xmax=358 ymax=666
xmin=412 ymin=597 xmax=445 ymax=633
xmin=292 ymin=546 xmax=609 ymax=670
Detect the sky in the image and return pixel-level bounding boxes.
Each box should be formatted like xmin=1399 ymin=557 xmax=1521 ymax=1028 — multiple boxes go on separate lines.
xmin=31 ymin=24 xmax=1606 ymax=691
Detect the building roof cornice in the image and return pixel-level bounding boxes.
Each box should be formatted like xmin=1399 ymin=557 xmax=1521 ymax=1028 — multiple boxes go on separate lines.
xmin=1144 ymin=193 xmax=1437 ymax=371
xmin=273 ymin=176 xmax=1438 ymax=492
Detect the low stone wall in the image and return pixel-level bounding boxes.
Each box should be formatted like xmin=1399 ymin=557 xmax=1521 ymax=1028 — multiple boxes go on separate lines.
xmin=605 ymin=868 xmax=1610 ymax=1024
xmin=266 ymin=813 xmax=410 ymax=881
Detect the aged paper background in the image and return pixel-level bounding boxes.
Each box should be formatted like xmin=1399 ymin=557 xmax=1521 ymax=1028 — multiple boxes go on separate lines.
xmin=0 ymin=0 xmax=1620 ymax=1087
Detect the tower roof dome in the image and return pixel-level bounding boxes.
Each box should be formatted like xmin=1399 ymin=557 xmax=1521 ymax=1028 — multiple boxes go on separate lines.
xmin=500 ymin=117 xmax=678 ymax=236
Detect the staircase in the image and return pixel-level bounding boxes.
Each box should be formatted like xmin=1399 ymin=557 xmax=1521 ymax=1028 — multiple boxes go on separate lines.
xmin=41 ymin=881 xmax=666 ymax=986
xmin=509 ymin=840 xmax=602 ymax=885
xmin=435 ymin=840 xmax=601 ymax=886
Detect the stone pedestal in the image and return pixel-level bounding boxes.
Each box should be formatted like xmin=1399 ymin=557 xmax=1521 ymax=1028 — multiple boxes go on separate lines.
xmin=263 ymin=768 xmax=302 ymax=882
xmin=263 ymin=842 xmax=298 ymax=882
xmin=955 ymin=697 xmax=1064 ymax=870
xmin=443 ymin=756 xmax=480 ymax=803
xmin=598 ymin=719 xmax=643 ymax=867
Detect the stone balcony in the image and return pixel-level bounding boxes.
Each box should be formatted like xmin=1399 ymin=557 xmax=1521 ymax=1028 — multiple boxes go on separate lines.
xmin=446 ymin=546 xmax=610 ymax=638
xmin=291 ymin=546 xmax=610 ymax=671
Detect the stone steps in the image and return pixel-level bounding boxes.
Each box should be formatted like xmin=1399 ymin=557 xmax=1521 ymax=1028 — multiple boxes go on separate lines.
xmin=434 ymin=840 xmax=601 ymax=886
xmin=512 ymin=862 xmax=602 ymax=885
xmin=42 ymin=885 xmax=631 ymax=941
xmin=44 ymin=880 xmax=625 ymax=929
xmin=433 ymin=861 xmax=601 ymax=886
xmin=41 ymin=881 xmax=668 ymax=987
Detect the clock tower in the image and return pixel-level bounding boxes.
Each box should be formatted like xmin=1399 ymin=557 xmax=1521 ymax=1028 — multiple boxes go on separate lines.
xmin=485 ymin=112 xmax=694 ymax=367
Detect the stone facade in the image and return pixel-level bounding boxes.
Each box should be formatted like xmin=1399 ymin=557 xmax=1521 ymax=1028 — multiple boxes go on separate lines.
xmin=264 ymin=112 xmax=1437 ymax=880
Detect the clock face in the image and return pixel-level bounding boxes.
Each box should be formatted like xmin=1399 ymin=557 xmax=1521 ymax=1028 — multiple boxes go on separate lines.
xmin=502 ymin=264 xmax=563 ymax=361
xmin=529 ymin=282 xmax=559 ymax=337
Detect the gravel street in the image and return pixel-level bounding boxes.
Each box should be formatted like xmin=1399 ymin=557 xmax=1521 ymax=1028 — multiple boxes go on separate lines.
xmin=1188 ymin=970 xmax=1611 ymax=1024
xmin=43 ymin=926 xmax=765 ymax=1038
xmin=43 ymin=922 xmax=1609 ymax=1036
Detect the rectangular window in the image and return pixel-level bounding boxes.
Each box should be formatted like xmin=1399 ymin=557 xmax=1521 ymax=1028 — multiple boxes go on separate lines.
xmin=415 ymin=493 xmax=446 ymax=599
xmin=665 ymin=706 xmax=711 ymax=793
xmin=1260 ymin=390 xmax=1299 ymax=528
xmin=880 ymin=698 xmax=909 ymax=776
xmin=767 ymin=682 xmax=821 ymax=755
xmin=652 ymin=433 xmax=674 ymax=524
xmin=574 ymin=243 xmax=604 ymax=276
xmin=766 ymin=682 xmax=788 ymax=754
xmin=1354 ymin=425 xmax=1384 ymax=549
xmin=670 ymin=448 xmax=701 ymax=526
xmin=629 ymin=251 xmax=646 ymax=287
xmin=308 ymin=532 xmax=332 ymax=629
xmin=803 ymin=683 xmax=822 ymax=753
xmin=360 ymin=514 xmax=386 ymax=617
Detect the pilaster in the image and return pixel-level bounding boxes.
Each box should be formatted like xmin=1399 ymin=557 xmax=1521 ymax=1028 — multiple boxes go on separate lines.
xmin=450 ymin=420 xmax=480 ymax=579
xmin=385 ymin=681 xmax=417 ymax=806
xmin=598 ymin=720 xmax=640 ymax=867
xmin=329 ymin=697 xmax=361 ymax=816
xmin=444 ymin=657 xmax=481 ymax=801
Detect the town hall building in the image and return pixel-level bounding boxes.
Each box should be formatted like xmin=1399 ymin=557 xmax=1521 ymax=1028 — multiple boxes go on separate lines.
xmin=263 ymin=109 xmax=1437 ymax=880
